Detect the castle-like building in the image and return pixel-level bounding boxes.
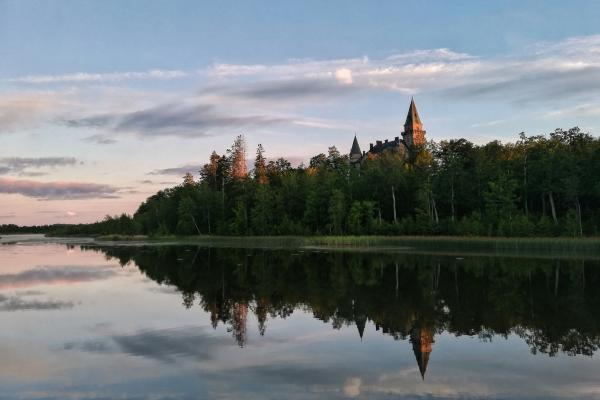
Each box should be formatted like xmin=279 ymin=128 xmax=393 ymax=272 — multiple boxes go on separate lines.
xmin=350 ymin=98 xmax=426 ymax=166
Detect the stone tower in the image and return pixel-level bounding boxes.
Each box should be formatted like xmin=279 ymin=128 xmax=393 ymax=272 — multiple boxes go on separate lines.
xmin=402 ymin=98 xmax=426 ymax=147
xmin=349 ymin=134 xmax=363 ymax=167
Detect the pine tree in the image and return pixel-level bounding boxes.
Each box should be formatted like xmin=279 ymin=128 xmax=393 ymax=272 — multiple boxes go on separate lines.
xmin=182 ymin=172 xmax=195 ymax=186
xmin=254 ymin=144 xmax=268 ymax=184
xmin=230 ymin=135 xmax=248 ymax=180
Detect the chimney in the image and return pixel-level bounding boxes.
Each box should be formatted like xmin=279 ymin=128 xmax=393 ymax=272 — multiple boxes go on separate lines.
xmin=370 ymin=143 xmax=373 ymax=150
xmin=376 ymin=140 xmax=382 ymax=146
xmin=384 ymin=139 xmax=388 ymax=143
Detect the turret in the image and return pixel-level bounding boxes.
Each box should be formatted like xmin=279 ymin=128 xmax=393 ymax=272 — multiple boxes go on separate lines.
xmin=349 ymin=134 xmax=363 ymax=166
xmin=402 ymin=98 xmax=426 ymax=147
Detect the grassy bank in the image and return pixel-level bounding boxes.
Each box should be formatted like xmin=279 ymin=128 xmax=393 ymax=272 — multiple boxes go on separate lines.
xmin=90 ymin=234 xmax=600 ymax=259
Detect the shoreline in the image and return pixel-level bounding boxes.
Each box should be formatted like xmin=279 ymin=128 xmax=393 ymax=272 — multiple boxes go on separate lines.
xmin=3 ymin=233 xmax=599 ymax=259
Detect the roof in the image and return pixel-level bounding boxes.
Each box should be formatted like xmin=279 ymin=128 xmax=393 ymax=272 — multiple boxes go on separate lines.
xmin=350 ymin=135 xmax=362 ymax=156
xmin=404 ymin=98 xmax=423 ymax=128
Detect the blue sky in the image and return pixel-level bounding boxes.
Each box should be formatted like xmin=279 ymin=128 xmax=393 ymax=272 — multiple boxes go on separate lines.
xmin=1 ymin=0 xmax=600 ymax=224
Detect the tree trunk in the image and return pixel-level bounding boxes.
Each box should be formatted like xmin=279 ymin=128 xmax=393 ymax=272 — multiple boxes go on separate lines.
xmin=548 ymin=192 xmax=558 ymax=225
xmin=451 ymin=178 xmax=455 ymax=222
xmin=391 ymin=186 xmax=397 ymax=224
xmin=378 ymin=207 xmax=382 ymax=225
xmin=221 ymin=176 xmax=225 ymax=206
xmin=207 ymin=208 xmax=211 ymax=234
xmin=523 ymin=154 xmax=528 ymax=215
xmin=191 ymin=215 xmax=201 ymax=235
xmin=542 ymin=193 xmax=546 ymax=216
xmin=575 ymin=196 xmax=583 ymax=236
xmin=431 ymin=193 xmax=439 ymax=224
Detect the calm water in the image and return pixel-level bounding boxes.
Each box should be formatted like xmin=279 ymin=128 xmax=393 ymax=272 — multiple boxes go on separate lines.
xmin=1 ymin=236 xmax=599 ymax=399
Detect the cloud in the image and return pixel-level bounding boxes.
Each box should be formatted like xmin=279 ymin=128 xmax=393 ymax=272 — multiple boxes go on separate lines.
xmin=0 ymin=92 xmax=71 ymax=134
xmin=0 ymin=293 xmax=74 ymax=312
xmin=6 ymin=34 xmax=600 ymax=144
xmin=0 ymin=157 xmax=79 ymax=176
xmin=83 ymin=134 xmax=117 ymax=145
xmin=148 ymin=163 xmax=203 ymax=176
xmin=0 ymin=177 xmax=120 ymax=200
xmin=541 ymin=103 xmax=600 ymax=119
xmin=214 ymin=78 xmax=358 ymax=101
xmin=6 ymin=69 xmax=188 ymax=84
xmin=0 ymin=266 xmax=115 ymax=289
xmin=64 ymin=102 xmax=294 ymax=138
xmin=335 ymin=68 xmax=353 ymax=85
xmin=204 ymin=35 xmax=600 ymax=105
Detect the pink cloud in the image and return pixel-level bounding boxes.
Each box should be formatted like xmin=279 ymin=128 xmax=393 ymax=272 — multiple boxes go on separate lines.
xmin=0 ymin=178 xmax=120 ymax=200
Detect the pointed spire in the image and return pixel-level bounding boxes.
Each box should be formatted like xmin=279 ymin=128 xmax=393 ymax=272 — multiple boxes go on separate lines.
xmin=350 ymin=134 xmax=362 ymax=156
xmin=404 ymin=97 xmax=422 ymax=128
xmin=402 ymin=98 xmax=426 ymax=147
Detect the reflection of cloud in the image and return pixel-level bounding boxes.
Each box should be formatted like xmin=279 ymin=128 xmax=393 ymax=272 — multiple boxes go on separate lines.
xmin=0 ymin=266 xmax=115 ymax=289
xmin=206 ymin=362 xmax=355 ymax=388
xmin=343 ymin=377 xmax=362 ymax=397
xmin=0 ymin=294 xmax=74 ymax=311
xmin=147 ymin=286 xmax=180 ymax=295
xmin=0 ymin=177 xmax=120 ymax=200
xmin=64 ymin=326 xmax=232 ymax=363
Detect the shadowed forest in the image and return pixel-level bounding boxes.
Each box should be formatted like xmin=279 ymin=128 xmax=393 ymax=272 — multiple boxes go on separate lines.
xmin=5 ymin=127 xmax=600 ymax=237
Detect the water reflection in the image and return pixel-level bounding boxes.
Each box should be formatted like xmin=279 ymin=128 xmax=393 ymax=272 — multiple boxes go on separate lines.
xmin=83 ymin=245 xmax=600 ymax=368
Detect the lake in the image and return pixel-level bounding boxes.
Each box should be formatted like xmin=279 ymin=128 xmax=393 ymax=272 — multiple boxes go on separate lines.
xmin=1 ymin=235 xmax=599 ymax=399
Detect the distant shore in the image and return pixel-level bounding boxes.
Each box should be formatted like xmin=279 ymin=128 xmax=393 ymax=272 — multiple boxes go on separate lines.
xmin=83 ymin=234 xmax=600 ymax=259
xmin=3 ymin=233 xmax=599 ymax=259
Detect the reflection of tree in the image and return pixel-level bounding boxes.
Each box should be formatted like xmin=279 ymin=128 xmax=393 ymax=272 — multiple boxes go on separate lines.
xmin=230 ymin=302 xmax=248 ymax=347
xmin=84 ymin=245 xmax=600 ymax=363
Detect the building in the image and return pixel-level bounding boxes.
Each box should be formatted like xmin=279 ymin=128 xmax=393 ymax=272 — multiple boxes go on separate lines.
xmin=349 ymin=98 xmax=426 ymax=167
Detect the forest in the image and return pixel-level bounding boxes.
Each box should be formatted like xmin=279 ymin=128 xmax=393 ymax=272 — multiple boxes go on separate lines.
xmin=4 ymin=127 xmax=600 ymax=237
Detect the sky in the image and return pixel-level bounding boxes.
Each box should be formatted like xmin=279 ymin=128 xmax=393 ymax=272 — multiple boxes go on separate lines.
xmin=2 ymin=0 xmax=600 ymax=225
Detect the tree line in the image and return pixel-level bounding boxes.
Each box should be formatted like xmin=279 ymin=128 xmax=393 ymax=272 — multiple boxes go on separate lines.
xmin=6 ymin=127 xmax=599 ymax=237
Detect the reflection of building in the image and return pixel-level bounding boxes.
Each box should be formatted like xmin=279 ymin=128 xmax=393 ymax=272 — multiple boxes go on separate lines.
xmin=410 ymin=324 xmax=434 ymax=380
xmin=355 ymin=315 xmax=367 ymax=341
xmin=353 ymin=298 xmax=368 ymax=341
xmin=350 ymin=99 xmax=426 ymax=168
